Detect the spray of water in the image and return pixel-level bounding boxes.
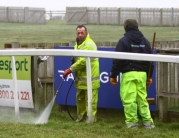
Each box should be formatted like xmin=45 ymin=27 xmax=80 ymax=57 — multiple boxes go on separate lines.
xmin=34 ymin=79 xmax=65 ymax=124
xmin=0 ymin=106 xmax=37 ymax=124
xmin=0 ymin=96 xmax=55 ymax=124
xmin=34 ymin=79 xmax=64 ymax=124
xmin=35 ymin=96 xmax=56 ymax=124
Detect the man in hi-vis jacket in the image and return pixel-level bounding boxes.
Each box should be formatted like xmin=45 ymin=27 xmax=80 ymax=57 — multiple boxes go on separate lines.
xmin=110 ymin=19 xmax=155 ymax=129
xmin=63 ymin=25 xmax=100 ymax=123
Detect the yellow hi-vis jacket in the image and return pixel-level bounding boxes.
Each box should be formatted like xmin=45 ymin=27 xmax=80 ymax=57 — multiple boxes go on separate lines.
xmin=70 ymin=33 xmax=100 ymax=90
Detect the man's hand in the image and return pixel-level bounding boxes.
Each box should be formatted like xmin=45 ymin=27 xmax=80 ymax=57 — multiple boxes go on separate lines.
xmin=110 ymin=78 xmax=117 ymax=86
xmin=63 ymin=69 xmax=72 ymax=78
xmin=146 ymin=78 xmax=152 ymax=87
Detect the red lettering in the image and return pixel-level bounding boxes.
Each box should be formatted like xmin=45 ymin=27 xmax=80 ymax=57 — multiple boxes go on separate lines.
xmin=0 ymin=90 xmax=30 ymax=101
xmin=26 ymin=92 xmax=30 ymax=100
xmin=10 ymin=91 xmax=14 ymax=99
xmin=5 ymin=90 xmax=9 ymax=99
xmin=2 ymin=90 xmax=6 ymax=98
xmin=0 ymin=90 xmax=2 ymax=98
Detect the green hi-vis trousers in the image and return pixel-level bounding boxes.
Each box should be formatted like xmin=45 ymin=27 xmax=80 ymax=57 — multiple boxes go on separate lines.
xmin=120 ymin=71 xmax=153 ymax=125
xmin=76 ymin=89 xmax=98 ymax=117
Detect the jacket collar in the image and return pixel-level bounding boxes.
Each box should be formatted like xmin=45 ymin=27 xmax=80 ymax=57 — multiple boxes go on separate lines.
xmin=76 ymin=33 xmax=90 ymax=45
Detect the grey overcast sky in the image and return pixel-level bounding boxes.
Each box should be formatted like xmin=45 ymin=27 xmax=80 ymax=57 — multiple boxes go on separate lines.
xmin=1 ymin=0 xmax=179 ymax=11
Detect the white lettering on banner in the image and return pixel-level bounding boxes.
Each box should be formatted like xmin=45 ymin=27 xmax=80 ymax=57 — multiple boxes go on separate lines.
xmin=58 ymin=70 xmax=120 ymax=83
xmin=100 ymin=72 xmax=109 ymax=83
xmin=66 ymin=74 xmax=74 ymax=81
xmin=58 ymin=70 xmax=64 ymax=79
xmin=0 ymin=80 xmax=34 ymax=108
xmin=100 ymin=72 xmax=119 ymax=83
xmin=58 ymin=70 xmax=74 ymax=81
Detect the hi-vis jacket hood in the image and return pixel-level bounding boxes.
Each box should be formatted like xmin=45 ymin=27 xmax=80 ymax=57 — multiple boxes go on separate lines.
xmin=70 ymin=33 xmax=100 ymax=90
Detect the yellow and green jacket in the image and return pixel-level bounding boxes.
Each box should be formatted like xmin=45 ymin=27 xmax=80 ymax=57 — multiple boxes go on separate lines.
xmin=70 ymin=33 xmax=100 ymax=90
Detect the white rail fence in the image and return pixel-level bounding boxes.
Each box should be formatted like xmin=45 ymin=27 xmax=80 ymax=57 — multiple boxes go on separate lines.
xmin=1 ymin=49 xmax=179 ymax=123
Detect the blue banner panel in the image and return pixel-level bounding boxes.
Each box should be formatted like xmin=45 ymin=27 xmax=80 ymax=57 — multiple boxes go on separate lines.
xmin=54 ymin=46 xmax=156 ymax=111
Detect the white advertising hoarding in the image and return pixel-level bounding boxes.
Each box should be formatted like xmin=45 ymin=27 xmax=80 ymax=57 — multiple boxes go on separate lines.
xmin=0 ymin=56 xmax=34 ymax=108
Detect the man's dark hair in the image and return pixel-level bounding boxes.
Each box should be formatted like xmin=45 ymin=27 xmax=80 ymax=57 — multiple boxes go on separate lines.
xmin=76 ymin=24 xmax=87 ymax=31
xmin=124 ymin=19 xmax=138 ymax=31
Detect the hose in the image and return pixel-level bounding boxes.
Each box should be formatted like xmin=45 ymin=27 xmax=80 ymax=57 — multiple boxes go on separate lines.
xmin=55 ymin=60 xmax=75 ymax=121
xmin=65 ymin=79 xmax=75 ymax=121
xmin=55 ymin=76 xmax=75 ymax=121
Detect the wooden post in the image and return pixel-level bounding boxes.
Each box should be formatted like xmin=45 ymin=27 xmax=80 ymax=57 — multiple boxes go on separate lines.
xmin=158 ymin=49 xmax=168 ymax=122
xmin=4 ymin=42 xmax=20 ymax=48
xmin=163 ymin=62 xmax=168 ymax=94
xmin=153 ymin=8 xmax=155 ymax=26
xmin=6 ymin=7 xmax=9 ymax=23
xmin=31 ymin=56 xmax=39 ymax=112
xmin=97 ymin=8 xmax=100 ymax=25
xmin=24 ymin=7 xmax=29 ymax=24
xmin=171 ymin=8 xmax=174 ymax=26
xmin=158 ymin=96 xmax=168 ymax=122
xmin=117 ymin=8 xmax=121 ymax=25
xmin=138 ymin=8 xmax=141 ymax=26
xmin=160 ymin=8 xmax=163 ymax=26
xmin=11 ymin=42 xmax=20 ymax=48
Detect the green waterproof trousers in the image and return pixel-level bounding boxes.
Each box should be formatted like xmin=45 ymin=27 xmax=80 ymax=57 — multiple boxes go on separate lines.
xmin=120 ymin=71 xmax=153 ymax=126
xmin=76 ymin=89 xmax=98 ymax=117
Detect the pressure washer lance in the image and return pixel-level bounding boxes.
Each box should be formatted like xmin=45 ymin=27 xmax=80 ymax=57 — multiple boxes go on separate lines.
xmin=55 ymin=78 xmax=65 ymax=96
xmin=55 ymin=59 xmax=74 ymax=96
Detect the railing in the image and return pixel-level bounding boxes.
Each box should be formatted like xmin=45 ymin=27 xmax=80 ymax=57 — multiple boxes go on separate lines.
xmin=1 ymin=49 xmax=179 ymax=123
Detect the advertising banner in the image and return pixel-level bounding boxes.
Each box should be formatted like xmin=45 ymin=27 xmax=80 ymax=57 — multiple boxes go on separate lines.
xmin=0 ymin=56 xmax=34 ymax=108
xmin=54 ymin=46 xmax=156 ymax=111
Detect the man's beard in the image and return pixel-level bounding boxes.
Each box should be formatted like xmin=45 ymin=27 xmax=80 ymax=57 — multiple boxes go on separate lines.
xmin=76 ymin=37 xmax=86 ymax=45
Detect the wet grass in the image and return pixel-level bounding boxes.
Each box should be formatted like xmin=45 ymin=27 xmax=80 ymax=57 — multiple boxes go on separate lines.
xmin=0 ymin=105 xmax=179 ymax=138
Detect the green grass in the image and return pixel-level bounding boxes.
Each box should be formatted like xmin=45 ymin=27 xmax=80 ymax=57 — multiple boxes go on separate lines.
xmin=0 ymin=20 xmax=179 ymax=48
xmin=0 ymin=105 xmax=179 ymax=138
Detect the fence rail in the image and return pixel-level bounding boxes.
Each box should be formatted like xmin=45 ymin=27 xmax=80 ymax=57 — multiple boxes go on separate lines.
xmin=2 ymin=40 xmax=179 ymax=121
xmin=3 ymin=48 xmax=174 ymax=123
xmin=65 ymin=7 xmax=179 ymax=26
